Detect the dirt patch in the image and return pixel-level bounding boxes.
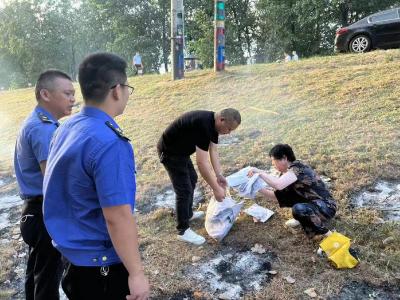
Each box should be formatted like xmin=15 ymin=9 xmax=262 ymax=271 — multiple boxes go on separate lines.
xmin=185 ymin=248 xmax=274 ymax=299
xmin=329 ymin=281 xmax=400 ymax=300
xmin=136 ymin=186 xmax=204 ymax=214
xmin=351 ymin=180 xmax=400 ymax=221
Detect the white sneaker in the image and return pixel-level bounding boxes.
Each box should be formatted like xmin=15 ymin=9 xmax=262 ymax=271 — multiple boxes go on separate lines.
xmin=285 ymin=218 xmax=301 ymax=228
xmin=189 ymin=211 xmax=205 ymax=221
xmin=177 ymin=228 xmax=206 ymax=245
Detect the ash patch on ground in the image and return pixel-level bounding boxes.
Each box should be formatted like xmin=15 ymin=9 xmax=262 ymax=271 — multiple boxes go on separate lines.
xmin=219 ymin=130 xmax=263 ymax=146
xmin=0 ymin=175 xmax=27 ymax=299
xmin=329 ymin=281 xmax=400 ymax=300
xmin=247 ymin=130 xmax=262 ymax=140
xmin=153 ymin=290 xmax=195 ymax=300
xmin=0 ymin=195 xmax=23 ymax=231
xmin=136 ymin=186 xmax=204 ymax=214
xmin=0 ymin=174 xmax=22 ymax=233
xmin=0 ymin=174 xmax=67 ymax=299
xmin=218 ymin=135 xmax=242 ymax=146
xmin=351 ymin=180 xmax=400 ymax=221
xmin=186 ymin=248 xmax=274 ymax=299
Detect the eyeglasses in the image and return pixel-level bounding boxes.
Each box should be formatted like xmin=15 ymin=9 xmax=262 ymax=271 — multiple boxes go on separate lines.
xmin=110 ymin=83 xmax=135 ymax=95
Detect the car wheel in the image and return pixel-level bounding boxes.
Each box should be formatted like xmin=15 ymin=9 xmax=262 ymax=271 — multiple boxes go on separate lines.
xmin=349 ymin=35 xmax=371 ymax=53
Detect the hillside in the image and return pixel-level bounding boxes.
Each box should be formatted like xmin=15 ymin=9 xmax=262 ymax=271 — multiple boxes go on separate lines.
xmin=0 ymin=50 xmax=399 ymax=299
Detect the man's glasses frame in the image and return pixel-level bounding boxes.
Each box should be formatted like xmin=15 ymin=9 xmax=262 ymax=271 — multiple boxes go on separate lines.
xmin=110 ymin=83 xmax=135 ymax=95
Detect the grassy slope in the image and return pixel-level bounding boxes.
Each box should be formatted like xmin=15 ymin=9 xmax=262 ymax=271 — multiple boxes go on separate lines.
xmin=0 ymin=50 xmax=399 ymax=298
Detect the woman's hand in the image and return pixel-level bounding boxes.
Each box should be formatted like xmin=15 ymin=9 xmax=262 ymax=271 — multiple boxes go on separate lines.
xmin=248 ymin=167 xmax=262 ymax=177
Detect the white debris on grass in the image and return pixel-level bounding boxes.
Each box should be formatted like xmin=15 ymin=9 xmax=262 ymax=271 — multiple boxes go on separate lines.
xmin=304 ymin=288 xmax=318 ymax=298
xmin=188 ymin=251 xmax=271 ymax=299
xmin=244 ymin=204 xmax=274 ymax=223
xmin=284 ymin=275 xmax=296 ymax=284
xmin=251 ymin=243 xmax=266 ymax=254
xmin=352 ymin=181 xmax=400 ymax=221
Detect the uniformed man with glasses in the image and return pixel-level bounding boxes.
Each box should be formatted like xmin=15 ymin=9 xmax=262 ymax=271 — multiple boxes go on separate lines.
xmin=43 ymin=53 xmax=149 ymax=300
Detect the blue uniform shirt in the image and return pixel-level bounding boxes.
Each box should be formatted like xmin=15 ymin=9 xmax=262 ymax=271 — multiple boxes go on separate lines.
xmin=43 ymin=107 xmax=136 ymax=267
xmin=14 ymin=106 xmax=59 ymax=198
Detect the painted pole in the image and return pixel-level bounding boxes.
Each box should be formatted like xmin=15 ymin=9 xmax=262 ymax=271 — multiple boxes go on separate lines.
xmin=171 ymin=0 xmax=184 ymax=80
xmin=214 ymin=0 xmax=225 ymax=72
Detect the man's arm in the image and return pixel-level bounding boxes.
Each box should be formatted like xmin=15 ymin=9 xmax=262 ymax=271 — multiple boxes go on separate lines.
xmin=209 ymin=142 xmax=227 ymax=188
xmin=103 ymin=204 xmax=149 ymax=299
xmin=196 ymin=146 xmax=225 ymax=201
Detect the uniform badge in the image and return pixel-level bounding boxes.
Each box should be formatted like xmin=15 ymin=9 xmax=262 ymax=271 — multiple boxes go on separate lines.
xmin=37 ymin=112 xmax=53 ymax=124
xmin=105 ymin=121 xmax=130 ymax=141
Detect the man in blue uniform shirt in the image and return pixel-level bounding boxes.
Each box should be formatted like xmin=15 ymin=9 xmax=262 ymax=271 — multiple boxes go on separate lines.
xmin=43 ymin=52 xmax=150 ymax=300
xmin=14 ymin=70 xmax=76 ymax=300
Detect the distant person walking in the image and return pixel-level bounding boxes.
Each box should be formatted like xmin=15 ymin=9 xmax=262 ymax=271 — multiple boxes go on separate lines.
xmin=292 ymin=51 xmax=299 ymax=61
xmin=132 ymin=52 xmax=143 ymax=75
xmin=14 ymin=70 xmax=76 ymax=300
xmin=284 ymin=52 xmax=291 ymax=62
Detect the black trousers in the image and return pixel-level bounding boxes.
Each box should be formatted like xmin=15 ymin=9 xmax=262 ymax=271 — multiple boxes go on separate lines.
xmin=160 ymin=153 xmax=198 ymax=234
xmin=61 ymin=262 xmax=129 ymax=300
xmin=20 ymin=200 xmax=63 ymax=300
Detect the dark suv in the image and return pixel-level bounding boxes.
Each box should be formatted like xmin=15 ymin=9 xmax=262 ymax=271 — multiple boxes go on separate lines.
xmin=335 ymin=8 xmax=400 ymax=53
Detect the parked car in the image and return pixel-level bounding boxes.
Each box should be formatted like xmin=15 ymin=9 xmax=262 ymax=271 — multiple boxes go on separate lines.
xmin=335 ymin=8 xmax=400 ymax=53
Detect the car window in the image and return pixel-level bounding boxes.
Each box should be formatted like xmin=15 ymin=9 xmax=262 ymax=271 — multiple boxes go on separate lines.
xmin=369 ymin=10 xmax=399 ymax=23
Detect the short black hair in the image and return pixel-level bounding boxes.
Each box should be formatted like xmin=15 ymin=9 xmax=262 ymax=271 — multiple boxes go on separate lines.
xmin=269 ymin=144 xmax=296 ymax=162
xmin=78 ymin=52 xmax=127 ymax=103
xmin=35 ymin=70 xmax=72 ymax=101
xmin=220 ymin=108 xmax=241 ymax=125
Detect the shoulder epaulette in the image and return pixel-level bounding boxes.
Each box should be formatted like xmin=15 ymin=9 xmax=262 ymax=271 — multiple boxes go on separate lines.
xmin=37 ymin=112 xmax=54 ymax=124
xmin=105 ymin=121 xmax=130 ymax=141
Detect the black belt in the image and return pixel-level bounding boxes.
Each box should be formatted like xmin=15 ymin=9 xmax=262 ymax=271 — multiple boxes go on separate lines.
xmin=22 ymin=195 xmax=43 ymax=204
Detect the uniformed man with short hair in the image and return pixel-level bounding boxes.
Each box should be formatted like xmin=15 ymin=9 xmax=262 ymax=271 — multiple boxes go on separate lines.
xmin=14 ymin=69 xmax=76 ymax=300
xmin=43 ymin=52 xmax=150 ymax=300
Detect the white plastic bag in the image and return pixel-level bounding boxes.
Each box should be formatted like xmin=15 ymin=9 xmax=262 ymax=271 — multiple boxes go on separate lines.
xmin=244 ymin=204 xmax=274 ymax=222
xmin=205 ymin=196 xmax=243 ymax=241
xmin=226 ymin=166 xmax=268 ymax=199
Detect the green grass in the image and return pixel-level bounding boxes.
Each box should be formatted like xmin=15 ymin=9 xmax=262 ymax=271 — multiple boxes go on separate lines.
xmin=0 ymin=50 xmax=399 ymax=298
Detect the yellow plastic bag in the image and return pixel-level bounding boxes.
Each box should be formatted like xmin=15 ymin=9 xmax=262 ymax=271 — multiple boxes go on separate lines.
xmin=319 ymin=232 xmax=359 ymax=269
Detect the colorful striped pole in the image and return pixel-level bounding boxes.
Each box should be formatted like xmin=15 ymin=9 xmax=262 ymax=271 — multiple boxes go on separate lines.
xmin=214 ymin=0 xmax=225 ymax=72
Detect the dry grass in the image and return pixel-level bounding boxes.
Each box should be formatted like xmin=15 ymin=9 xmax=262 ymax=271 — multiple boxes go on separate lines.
xmin=0 ymin=50 xmax=399 ymax=298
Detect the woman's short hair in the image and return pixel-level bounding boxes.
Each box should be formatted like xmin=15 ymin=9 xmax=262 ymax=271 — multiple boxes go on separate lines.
xmin=269 ymin=144 xmax=296 ymax=162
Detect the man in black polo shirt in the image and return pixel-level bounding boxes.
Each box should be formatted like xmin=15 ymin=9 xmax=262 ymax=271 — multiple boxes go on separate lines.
xmin=157 ymin=108 xmax=241 ymax=245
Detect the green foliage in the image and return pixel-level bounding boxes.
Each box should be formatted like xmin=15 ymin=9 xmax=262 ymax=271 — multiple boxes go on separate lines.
xmin=2 ymin=0 xmax=400 ymax=88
